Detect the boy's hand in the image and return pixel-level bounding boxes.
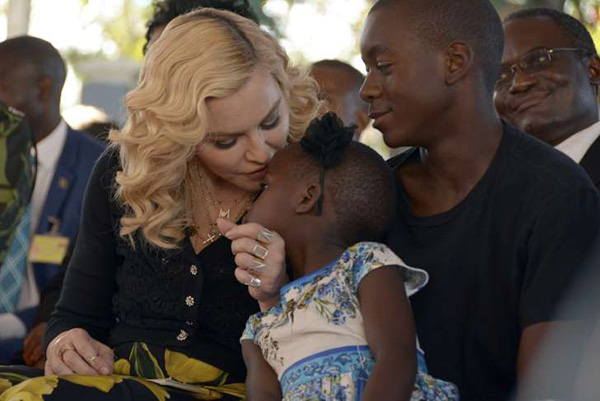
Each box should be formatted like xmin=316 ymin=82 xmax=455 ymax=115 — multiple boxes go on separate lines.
xmin=217 ymin=219 xmax=288 ymax=310
xmin=23 ymin=322 xmax=47 ymax=367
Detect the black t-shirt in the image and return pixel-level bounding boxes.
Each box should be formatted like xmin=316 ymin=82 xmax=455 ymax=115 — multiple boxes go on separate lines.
xmin=386 ymin=124 xmax=600 ymax=401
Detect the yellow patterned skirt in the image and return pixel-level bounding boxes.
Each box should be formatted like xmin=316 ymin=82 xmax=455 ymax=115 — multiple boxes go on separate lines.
xmin=0 ymin=342 xmax=245 ymax=401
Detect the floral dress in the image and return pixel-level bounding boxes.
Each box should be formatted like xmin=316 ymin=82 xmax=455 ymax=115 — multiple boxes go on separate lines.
xmin=242 ymin=242 xmax=459 ymax=400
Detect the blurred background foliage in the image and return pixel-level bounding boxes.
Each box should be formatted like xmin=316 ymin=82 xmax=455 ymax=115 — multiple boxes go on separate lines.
xmin=63 ymin=0 xmax=600 ymax=63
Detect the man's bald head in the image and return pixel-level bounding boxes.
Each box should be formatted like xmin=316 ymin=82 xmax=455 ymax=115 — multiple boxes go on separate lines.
xmin=310 ymin=60 xmax=369 ymax=138
xmin=0 ymin=36 xmax=66 ymax=140
xmin=371 ymin=0 xmax=504 ymax=92
xmin=0 ymin=36 xmax=67 ymax=96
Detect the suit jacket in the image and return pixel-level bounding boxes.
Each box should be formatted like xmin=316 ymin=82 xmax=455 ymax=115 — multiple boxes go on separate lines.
xmin=16 ymin=127 xmax=105 ymax=327
xmin=580 ymin=136 xmax=600 ymax=190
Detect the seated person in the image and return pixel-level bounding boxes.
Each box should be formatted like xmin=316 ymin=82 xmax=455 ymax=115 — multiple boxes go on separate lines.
xmin=0 ymin=37 xmax=105 ymax=361
xmin=494 ymin=8 xmax=600 ymax=188
xmin=235 ymin=113 xmax=458 ymax=400
xmin=0 ymin=8 xmax=317 ymax=401
xmin=309 ymin=60 xmax=369 ymax=140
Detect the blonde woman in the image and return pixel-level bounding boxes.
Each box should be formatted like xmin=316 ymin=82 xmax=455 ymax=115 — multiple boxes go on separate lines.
xmin=0 ymin=9 xmax=318 ymax=401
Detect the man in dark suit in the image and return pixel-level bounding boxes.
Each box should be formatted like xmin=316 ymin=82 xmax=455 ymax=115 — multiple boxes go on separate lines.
xmin=0 ymin=36 xmax=105 ymax=361
xmin=494 ymin=8 xmax=600 ymax=188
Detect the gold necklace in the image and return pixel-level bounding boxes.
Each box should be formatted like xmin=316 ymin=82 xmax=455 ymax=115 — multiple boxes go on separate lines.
xmin=203 ymin=184 xmax=243 ymax=220
xmin=186 ymin=159 xmax=254 ymax=246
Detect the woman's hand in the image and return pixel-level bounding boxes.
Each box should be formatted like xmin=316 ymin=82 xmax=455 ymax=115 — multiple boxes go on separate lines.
xmin=217 ymin=219 xmax=288 ymax=311
xmin=45 ymin=328 xmax=114 ymax=376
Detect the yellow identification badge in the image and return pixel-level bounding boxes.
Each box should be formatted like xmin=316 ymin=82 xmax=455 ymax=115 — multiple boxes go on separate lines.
xmin=29 ymin=235 xmax=70 ymax=264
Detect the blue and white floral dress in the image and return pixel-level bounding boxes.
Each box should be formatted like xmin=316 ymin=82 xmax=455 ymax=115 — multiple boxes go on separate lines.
xmin=241 ymin=242 xmax=459 ymax=400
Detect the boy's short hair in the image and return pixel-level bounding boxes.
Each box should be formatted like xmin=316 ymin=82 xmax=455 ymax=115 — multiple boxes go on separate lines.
xmin=372 ymin=0 xmax=504 ymax=92
xmin=298 ymin=113 xmax=397 ymax=245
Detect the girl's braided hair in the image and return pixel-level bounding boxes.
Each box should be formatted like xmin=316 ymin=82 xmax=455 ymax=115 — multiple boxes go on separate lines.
xmin=300 ymin=112 xmax=355 ymax=215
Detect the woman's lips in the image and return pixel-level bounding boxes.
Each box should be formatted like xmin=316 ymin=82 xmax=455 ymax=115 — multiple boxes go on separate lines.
xmin=246 ymin=166 xmax=268 ymax=180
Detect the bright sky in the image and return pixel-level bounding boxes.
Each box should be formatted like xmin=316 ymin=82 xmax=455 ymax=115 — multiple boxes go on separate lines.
xmin=264 ymin=0 xmax=368 ymax=71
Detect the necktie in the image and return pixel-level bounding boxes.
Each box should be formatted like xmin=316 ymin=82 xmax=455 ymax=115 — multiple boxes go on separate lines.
xmin=0 ymin=204 xmax=31 ymax=313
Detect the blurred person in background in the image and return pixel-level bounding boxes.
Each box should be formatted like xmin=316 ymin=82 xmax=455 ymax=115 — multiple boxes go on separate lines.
xmin=494 ymin=8 xmax=600 ymax=189
xmin=0 ymin=36 xmax=105 ymax=363
xmin=310 ymin=59 xmax=370 ymax=140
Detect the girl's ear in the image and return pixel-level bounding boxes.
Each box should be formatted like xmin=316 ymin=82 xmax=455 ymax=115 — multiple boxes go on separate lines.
xmin=295 ymin=182 xmax=322 ymax=214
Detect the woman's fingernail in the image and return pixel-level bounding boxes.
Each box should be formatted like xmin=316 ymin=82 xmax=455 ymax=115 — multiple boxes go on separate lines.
xmin=100 ymin=367 xmax=109 ymax=375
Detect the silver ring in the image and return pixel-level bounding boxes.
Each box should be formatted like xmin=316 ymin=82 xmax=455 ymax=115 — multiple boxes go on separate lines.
xmin=249 ymin=259 xmax=267 ymax=273
xmin=247 ymin=276 xmax=262 ymax=288
xmin=88 ymin=355 xmax=99 ymax=363
xmin=257 ymin=229 xmax=275 ymax=244
xmin=252 ymin=243 xmax=269 ymax=260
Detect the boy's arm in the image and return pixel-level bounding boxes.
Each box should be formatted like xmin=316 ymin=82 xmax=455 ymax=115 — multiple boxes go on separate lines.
xmin=241 ymin=339 xmax=282 ymax=401
xmin=359 ymin=265 xmax=416 ymax=401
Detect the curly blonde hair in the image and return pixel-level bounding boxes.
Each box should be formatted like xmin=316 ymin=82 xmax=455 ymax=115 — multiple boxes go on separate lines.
xmin=109 ymin=8 xmax=319 ymax=249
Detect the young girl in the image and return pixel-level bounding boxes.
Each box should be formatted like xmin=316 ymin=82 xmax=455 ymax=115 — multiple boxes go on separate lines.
xmin=238 ymin=113 xmax=458 ymax=400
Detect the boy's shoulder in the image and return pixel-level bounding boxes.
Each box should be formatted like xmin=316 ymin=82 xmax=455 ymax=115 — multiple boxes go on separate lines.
xmin=388 ymin=125 xmax=597 ymax=210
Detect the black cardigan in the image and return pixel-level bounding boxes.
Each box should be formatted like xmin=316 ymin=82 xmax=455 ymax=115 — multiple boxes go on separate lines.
xmin=45 ymin=148 xmax=259 ymax=380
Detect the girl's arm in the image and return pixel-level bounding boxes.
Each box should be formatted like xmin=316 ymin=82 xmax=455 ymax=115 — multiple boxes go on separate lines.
xmin=242 ymin=339 xmax=282 ymax=401
xmin=359 ymin=265 xmax=416 ymax=401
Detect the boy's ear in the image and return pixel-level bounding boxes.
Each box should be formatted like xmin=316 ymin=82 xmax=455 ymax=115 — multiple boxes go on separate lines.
xmin=295 ymin=182 xmax=322 ymax=214
xmin=444 ymin=41 xmax=473 ymax=86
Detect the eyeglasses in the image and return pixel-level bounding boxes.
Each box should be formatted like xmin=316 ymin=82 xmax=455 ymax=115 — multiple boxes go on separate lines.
xmin=495 ymin=47 xmax=586 ymax=88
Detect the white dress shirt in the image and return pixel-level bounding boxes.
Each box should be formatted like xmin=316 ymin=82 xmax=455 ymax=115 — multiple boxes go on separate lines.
xmin=0 ymin=120 xmax=68 ymax=339
xmin=555 ymin=121 xmax=600 ymax=164
xmin=31 ymin=120 xmax=68 ymax=232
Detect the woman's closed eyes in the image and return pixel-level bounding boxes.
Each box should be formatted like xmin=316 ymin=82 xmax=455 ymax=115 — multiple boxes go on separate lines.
xmin=209 ymin=109 xmax=282 ymax=150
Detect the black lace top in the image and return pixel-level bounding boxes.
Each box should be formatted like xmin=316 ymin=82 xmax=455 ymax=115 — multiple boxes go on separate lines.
xmin=45 ymin=148 xmax=259 ymax=381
